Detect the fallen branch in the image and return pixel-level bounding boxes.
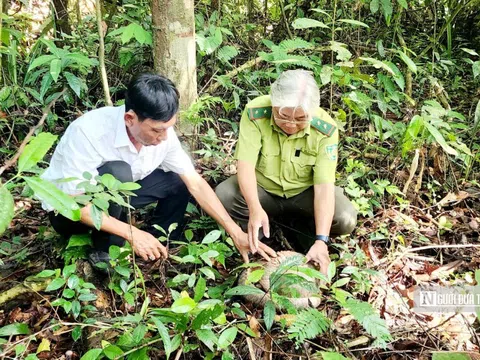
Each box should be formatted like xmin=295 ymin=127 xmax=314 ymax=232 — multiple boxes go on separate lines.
xmin=0 ymin=89 xmax=66 ymax=177
xmin=407 ymin=244 xmax=480 ymax=253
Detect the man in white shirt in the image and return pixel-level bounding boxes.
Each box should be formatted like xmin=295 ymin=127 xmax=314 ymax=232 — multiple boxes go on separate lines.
xmin=43 ymin=73 xmax=276 ymax=269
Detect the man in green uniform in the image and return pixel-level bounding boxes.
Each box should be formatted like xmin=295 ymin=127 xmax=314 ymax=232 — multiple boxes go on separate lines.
xmin=216 ymin=70 xmax=357 ymax=274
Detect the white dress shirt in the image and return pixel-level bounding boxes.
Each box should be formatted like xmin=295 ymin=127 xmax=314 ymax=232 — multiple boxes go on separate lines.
xmin=41 ymin=105 xmax=195 ymax=211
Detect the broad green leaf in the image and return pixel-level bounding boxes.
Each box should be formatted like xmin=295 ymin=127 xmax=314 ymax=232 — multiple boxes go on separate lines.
xmin=24 ymin=177 xmax=81 ymax=221
xmin=171 ymin=297 xmax=196 ymax=313
xmin=34 ymin=269 xmax=56 ymax=278
xmin=27 ymin=54 xmax=57 ymax=72
xmin=109 ymin=245 xmax=121 ymax=260
xmin=217 ymin=327 xmax=237 ymax=349
xmin=50 ymin=59 xmax=61 ymax=82
xmin=424 ymin=122 xmax=458 ymax=156
xmin=114 ymin=266 xmax=131 ymax=278
xmin=151 ymin=317 xmax=172 ymax=359
xmin=121 ymin=24 xmax=136 ymax=44
xmin=327 ymin=261 xmax=336 ymax=283
xmin=72 ymin=300 xmax=80 ymax=318
xmin=311 ymin=8 xmax=332 ymax=18
xmin=36 ymin=338 xmax=50 ymax=353
xmin=100 ymin=173 xmax=120 ymax=190
xmin=40 ymin=74 xmax=53 ymax=99
xmin=432 ymin=353 xmax=472 ymax=360
xmin=104 ymin=345 xmax=123 ymax=359
xmin=246 ymin=269 xmax=265 ymax=284
xmin=461 ymin=48 xmax=479 ymax=57
xmin=184 ymin=229 xmax=193 ymax=241
xmin=62 ymin=264 xmax=76 ymax=277
xmin=118 ymin=182 xmax=141 ymax=191
xmin=78 ymin=293 xmax=97 ymax=302
xmin=385 ymin=61 xmax=405 ymax=90
xmin=64 ymin=72 xmax=83 ymax=97
xmin=195 ymin=329 xmax=217 ymax=352
xmin=202 ymin=229 xmax=222 ymax=244
xmin=18 ymin=132 xmax=58 ymax=173
xmin=397 ymin=0 xmax=407 ymax=9
xmin=370 ymin=0 xmax=379 ymax=13
xmin=132 ymin=324 xmax=147 ymax=344
xmin=72 ymin=326 xmax=82 ymax=341
xmin=80 ymin=348 xmax=103 ymax=360
xmin=319 ymin=352 xmax=350 ymax=360
xmin=224 ymin=285 xmax=265 ymax=297
xmin=338 ymin=19 xmax=369 ymax=28
xmin=474 ymin=99 xmax=480 ymax=128
xmin=0 ymin=186 xmax=14 ymax=235
xmin=67 ymin=275 xmax=80 ymax=289
xmin=194 ymin=276 xmax=207 ymax=302
xmin=0 ymin=323 xmax=30 ymax=337
xmin=199 ymin=267 xmax=215 ymax=280
xmin=359 ymin=57 xmax=394 ymax=75
xmin=292 ymin=18 xmax=329 ymax=29
xmin=473 ymin=61 xmax=480 ymax=79
xmin=67 ymin=234 xmax=92 ymax=248
xmin=46 ymin=277 xmax=66 ymax=291
xmin=90 ymin=205 xmax=103 ymax=230
xmin=380 ymin=0 xmax=393 ymax=24
xmin=264 ymin=300 xmax=275 ymax=331
xmin=398 ymin=51 xmax=417 ymax=74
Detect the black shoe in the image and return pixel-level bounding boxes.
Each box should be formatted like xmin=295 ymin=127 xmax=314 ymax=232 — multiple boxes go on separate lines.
xmin=88 ymin=250 xmax=113 ymax=275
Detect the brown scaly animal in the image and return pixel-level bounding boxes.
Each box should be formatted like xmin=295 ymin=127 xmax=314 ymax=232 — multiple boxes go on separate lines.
xmin=237 ymin=251 xmax=322 ymax=309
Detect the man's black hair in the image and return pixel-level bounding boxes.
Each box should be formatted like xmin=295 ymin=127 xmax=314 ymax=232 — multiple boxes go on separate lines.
xmin=125 ymin=73 xmax=180 ymax=122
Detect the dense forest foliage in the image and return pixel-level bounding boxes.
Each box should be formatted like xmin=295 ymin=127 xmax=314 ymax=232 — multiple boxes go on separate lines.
xmin=0 ymin=0 xmax=480 ymax=359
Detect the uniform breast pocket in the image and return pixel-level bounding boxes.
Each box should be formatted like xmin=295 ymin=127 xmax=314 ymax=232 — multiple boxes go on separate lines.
xmin=257 ymin=147 xmax=280 ymax=177
xmin=291 ymin=153 xmax=316 ymax=180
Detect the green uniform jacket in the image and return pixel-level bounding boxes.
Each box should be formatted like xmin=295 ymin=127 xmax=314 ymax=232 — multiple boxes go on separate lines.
xmin=235 ymin=95 xmax=339 ymax=198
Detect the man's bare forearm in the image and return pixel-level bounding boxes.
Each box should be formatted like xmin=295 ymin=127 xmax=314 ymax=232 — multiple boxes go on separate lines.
xmin=80 ymin=204 xmax=132 ymax=241
xmin=237 ymin=160 xmax=262 ymax=212
xmin=313 ymin=183 xmax=335 ymax=236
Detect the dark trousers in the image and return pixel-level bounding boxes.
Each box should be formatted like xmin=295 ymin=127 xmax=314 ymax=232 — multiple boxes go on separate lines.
xmin=215 ymin=175 xmax=357 ymax=251
xmin=49 ymin=161 xmax=190 ymax=252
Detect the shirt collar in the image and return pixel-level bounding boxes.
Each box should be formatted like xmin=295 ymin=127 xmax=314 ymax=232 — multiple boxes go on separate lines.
xmin=114 ymin=105 xmax=131 ymax=148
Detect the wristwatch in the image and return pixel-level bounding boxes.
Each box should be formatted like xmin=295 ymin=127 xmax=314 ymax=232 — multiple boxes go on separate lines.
xmin=315 ymin=235 xmax=329 ymax=244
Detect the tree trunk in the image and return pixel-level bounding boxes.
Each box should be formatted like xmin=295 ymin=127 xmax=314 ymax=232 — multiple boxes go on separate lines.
xmin=151 ymin=0 xmax=197 ymax=133
xmin=52 ymin=0 xmax=71 ymax=37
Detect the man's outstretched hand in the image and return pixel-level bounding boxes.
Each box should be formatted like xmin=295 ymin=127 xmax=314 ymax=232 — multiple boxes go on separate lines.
xmin=305 ymin=241 xmax=330 ymax=275
xmin=126 ymin=227 xmax=168 ymax=261
xmin=247 ymin=207 xmax=270 ymax=254
xmin=232 ymin=228 xmax=276 ymax=263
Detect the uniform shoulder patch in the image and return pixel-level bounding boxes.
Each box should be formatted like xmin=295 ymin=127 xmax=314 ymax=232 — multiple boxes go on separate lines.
xmin=311 ymin=117 xmax=336 ymax=136
xmin=248 ymin=106 xmax=272 ymax=120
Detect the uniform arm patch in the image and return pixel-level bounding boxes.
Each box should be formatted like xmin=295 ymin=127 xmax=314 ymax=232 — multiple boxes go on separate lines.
xmin=311 ymin=117 xmax=336 ymax=136
xmin=248 ymin=106 xmax=272 ymax=120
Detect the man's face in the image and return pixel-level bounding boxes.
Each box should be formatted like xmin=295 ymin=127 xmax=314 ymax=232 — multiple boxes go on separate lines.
xmin=125 ymin=111 xmax=177 ymax=146
xmin=272 ymin=106 xmax=310 ymax=135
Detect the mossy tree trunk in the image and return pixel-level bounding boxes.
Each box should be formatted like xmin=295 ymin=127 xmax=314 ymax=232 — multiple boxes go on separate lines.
xmin=151 ymin=0 xmax=197 ymax=134
xmin=52 ymin=0 xmax=71 ymax=38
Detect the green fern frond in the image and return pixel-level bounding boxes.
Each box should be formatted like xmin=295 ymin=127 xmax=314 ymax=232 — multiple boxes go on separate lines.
xmin=217 ymin=45 xmax=238 ymax=63
xmin=287 ymin=308 xmax=330 ymax=344
xmin=344 ymin=299 xmax=392 ymax=348
xmin=279 ymin=38 xmax=314 ymax=51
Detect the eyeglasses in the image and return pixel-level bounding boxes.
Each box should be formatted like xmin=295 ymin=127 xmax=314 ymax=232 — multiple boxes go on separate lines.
xmin=274 ymin=117 xmax=310 ymax=125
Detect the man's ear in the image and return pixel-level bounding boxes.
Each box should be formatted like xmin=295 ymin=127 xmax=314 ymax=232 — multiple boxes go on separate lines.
xmin=124 ymin=110 xmax=136 ymax=127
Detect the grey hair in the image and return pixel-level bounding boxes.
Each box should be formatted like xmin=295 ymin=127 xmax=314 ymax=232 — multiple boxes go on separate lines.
xmin=270 ymin=70 xmax=320 ymax=117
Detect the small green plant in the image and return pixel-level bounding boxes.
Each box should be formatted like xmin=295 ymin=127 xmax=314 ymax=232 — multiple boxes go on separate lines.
xmin=37 ymin=264 xmax=97 ymax=319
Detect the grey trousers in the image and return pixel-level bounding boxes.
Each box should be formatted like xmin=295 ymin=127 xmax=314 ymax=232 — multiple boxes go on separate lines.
xmin=215 ymin=175 xmax=358 ymax=250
